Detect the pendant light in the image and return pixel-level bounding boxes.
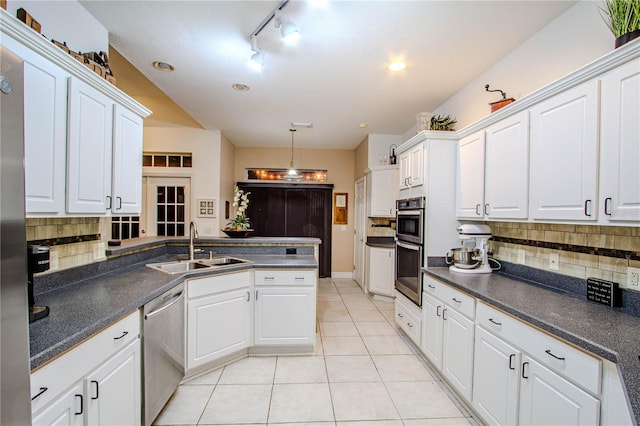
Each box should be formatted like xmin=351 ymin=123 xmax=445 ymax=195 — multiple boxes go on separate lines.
xmin=285 ymin=128 xmax=301 ymax=179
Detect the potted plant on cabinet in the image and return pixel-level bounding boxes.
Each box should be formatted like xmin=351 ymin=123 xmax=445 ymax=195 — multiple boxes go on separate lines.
xmin=222 ymin=186 xmax=253 ymax=237
xmin=600 ymin=0 xmax=640 ymax=48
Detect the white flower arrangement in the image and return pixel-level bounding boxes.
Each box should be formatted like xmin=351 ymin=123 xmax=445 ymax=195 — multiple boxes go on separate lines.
xmin=226 ymin=186 xmax=251 ymax=231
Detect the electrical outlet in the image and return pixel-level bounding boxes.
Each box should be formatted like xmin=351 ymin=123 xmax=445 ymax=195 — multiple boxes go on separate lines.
xmin=628 ymin=267 xmax=640 ymax=287
xmin=517 ymin=249 xmax=526 ymax=264
xmin=549 ymin=253 xmax=559 ymax=271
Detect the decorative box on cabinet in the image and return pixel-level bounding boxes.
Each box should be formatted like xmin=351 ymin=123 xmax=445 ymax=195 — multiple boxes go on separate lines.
xmin=599 ymin=58 xmax=640 ymax=223
xmin=186 ymin=271 xmax=252 ymax=371
xmin=30 ymin=311 xmax=141 ymax=425
xmin=529 ymin=80 xmax=599 ymax=221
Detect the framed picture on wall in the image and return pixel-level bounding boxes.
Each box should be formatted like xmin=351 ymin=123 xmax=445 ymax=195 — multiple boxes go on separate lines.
xmin=334 ymin=193 xmax=347 ymax=224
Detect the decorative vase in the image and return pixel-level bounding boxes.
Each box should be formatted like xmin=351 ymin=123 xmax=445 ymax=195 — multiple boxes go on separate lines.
xmin=615 ymin=30 xmax=640 ymax=48
xmin=222 ymin=229 xmax=253 ymax=238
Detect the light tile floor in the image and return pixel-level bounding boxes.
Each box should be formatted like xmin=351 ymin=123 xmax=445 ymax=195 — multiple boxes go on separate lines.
xmin=154 ymin=278 xmax=478 ymax=425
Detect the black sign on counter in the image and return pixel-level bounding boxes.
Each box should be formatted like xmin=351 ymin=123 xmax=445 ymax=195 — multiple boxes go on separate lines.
xmin=586 ymin=278 xmax=621 ymax=307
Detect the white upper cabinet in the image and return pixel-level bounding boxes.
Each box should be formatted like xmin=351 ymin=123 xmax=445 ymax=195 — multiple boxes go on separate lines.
xmin=112 ymin=105 xmax=144 ymax=214
xmin=67 ymin=77 xmax=114 ymax=214
xmin=456 ymin=131 xmax=485 ymax=219
xmin=2 ymin=36 xmax=68 ymax=215
xmin=484 ymin=111 xmax=529 ymax=219
xmin=367 ymin=168 xmax=398 ymax=217
xmin=399 ymin=143 xmax=423 ymax=191
xmin=599 ymin=59 xmax=640 ymax=223
xmin=529 ymin=80 xmax=599 ymax=221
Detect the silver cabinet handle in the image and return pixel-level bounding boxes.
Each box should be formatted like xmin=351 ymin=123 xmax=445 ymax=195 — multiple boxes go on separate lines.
xmin=407 ymin=322 xmax=414 ymax=328
xmin=116 ymin=196 xmax=122 ymax=210
xmin=584 ymin=199 xmax=592 ymax=217
xmin=144 ymin=291 xmax=184 ymax=320
xmin=484 ymin=203 xmax=489 ymax=216
xmin=475 ymin=204 xmax=481 ymax=216
xmin=442 ymin=307 xmax=448 ymax=320
xmin=106 ymin=195 xmax=112 ymax=210
xmin=255 ymin=290 xmax=259 ymax=299
xmin=246 ymin=291 xmax=251 ymax=301
xmin=397 ymin=312 xmax=404 ymax=318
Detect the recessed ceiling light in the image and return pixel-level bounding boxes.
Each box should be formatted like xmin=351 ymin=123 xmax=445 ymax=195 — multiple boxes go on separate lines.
xmin=232 ymin=83 xmax=251 ymax=92
xmin=388 ymin=60 xmax=407 ymax=71
xmin=359 ymin=123 xmax=368 ymax=128
xmin=152 ymin=61 xmax=175 ymax=72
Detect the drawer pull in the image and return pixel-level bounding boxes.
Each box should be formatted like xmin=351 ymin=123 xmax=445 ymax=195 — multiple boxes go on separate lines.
xmin=31 ymin=386 xmax=48 ymax=400
xmin=75 ymin=394 xmax=84 ymax=415
xmin=407 ymin=322 xmax=414 ymax=328
xmin=522 ymin=361 xmax=529 ymax=379
xmin=114 ymin=331 xmax=129 ymax=340
xmin=509 ymin=354 xmax=516 ymax=370
xmin=91 ymin=380 xmax=99 ymax=400
xmin=488 ymin=318 xmax=502 ymax=326
xmin=295 ymin=277 xmax=305 ymax=281
xmin=397 ymin=312 xmax=404 ymax=318
xmin=427 ymin=284 xmax=436 ymax=290
xmin=264 ymin=277 xmax=275 ymax=281
xmin=545 ymin=349 xmax=565 ymax=361
xmin=452 ymin=297 xmax=462 ymax=304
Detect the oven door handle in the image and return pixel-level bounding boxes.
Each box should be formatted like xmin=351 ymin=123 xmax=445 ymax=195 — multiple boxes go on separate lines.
xmin=396 ymin=241 xmax=421 ymax=251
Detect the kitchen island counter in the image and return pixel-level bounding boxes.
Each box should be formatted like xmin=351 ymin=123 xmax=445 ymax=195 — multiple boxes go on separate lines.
xmin=30 ymin=240 xmax=319 ymax=371
xmin=423 ymin=266 xmax=640 ymax=423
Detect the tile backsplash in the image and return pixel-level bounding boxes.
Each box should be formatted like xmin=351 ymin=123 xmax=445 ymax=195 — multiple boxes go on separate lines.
xmin=489 ymin=222 xmax=640 ymax=290
xmin=367 ymin=217 xmax=395 ymax=237
xmin=26 ymin=217 xmax=108 ymax=272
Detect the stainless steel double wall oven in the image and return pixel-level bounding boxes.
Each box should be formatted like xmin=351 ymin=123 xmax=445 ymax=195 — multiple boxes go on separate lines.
xmin=395 ymin=197 xmax=425 ymax=306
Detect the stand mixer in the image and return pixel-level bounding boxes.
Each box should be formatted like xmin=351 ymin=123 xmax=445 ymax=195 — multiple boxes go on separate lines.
xmin=447 ymin=224 xmax=493 ymax=274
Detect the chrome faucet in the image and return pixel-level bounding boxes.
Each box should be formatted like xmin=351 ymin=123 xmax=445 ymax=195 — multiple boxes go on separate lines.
xmin=189 ymin=221 xmax=202 ymax=260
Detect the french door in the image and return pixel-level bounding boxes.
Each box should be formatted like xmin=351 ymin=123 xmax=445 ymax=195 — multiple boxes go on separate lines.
xmin=142 ymin=177 xmax=191 ymax=237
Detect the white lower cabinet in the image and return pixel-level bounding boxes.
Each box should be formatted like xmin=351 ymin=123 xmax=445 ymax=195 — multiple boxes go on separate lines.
xmin=254 ymin=270 xmax=316 ymax=346
xmin=474 ymin=301 xmax=601 ymax=425
xmin=365 ymin=245 xmax=394 ymax=297
xmin=186 ymin=271 xmax=252 ymax=370
xmin=31 ymin=311 xmax=141 ymax=426
xmin=395 ymin=292 xmax=422 ymax=346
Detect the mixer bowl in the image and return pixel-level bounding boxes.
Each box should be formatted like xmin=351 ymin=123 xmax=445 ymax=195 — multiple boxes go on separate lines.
xmin=446 ymin=247 xmax=481 ymax=269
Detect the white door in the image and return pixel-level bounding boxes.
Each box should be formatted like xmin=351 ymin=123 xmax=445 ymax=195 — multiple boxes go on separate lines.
xmin=254 ymin=287 xmax=316 ymax=345
xmin=67 ymin=77 xmax=114 ymax=214
xmin=441 ymin=307 xmax=474 ymax=401
xmin=600 ymin=59 xmax=640 ymax=222
xmin=187 ymin=288 xmax=251 ymax=369
xmin=143 ymin=177 xmax=191 ymax=237
xmin=485 ymin=111 xmax=530 ymax=219
xmin=112 ymin=104 xmax=143 ymax=214
xmin=32 ymin=382 xmax=84 ymax=426
xmin=530 ymin=80 xmax=599 ymax=221
xmin=85 ymin=340 xmax=141 ymax=426
xmin=420 ymin=293 xmax=444 ymax=369
xmin=456 ymin=131 xmax=485 ymax=219
xmin=354 ymin=177 xmax=366 ymax=288
xmin=472 ymin=326 xmax=521 ymax=425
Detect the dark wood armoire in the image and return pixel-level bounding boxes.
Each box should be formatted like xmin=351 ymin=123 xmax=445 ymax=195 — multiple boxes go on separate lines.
xmin=237 ymin=183 xmax=333 ymax=277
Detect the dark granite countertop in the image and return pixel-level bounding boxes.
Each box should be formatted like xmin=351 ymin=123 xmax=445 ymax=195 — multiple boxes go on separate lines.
xmin=423 ymin=266 xmax=640 ymax=424
xmin=30 ymin=253 xmax=317 ymax=371
xmin=365 ymin=236 xmax=395 ymax=249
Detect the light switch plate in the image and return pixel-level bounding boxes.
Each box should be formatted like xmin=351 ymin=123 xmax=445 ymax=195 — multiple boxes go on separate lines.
xmin=549 ymin=253 xmax=559 ymax=271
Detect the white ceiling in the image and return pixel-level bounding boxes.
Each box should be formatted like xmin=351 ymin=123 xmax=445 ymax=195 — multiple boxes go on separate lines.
xmin=80 ymin=0 xmax=576 ymax=149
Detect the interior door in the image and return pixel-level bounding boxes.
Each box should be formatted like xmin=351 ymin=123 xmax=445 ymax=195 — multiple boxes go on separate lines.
xmin=354 ymin=177 xmax=366 ymax=288
xmin=143 ymin=177 xmax=191 ymax=237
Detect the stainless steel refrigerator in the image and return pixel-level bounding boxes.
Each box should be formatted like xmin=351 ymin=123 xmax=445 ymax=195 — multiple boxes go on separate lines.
xmin=1 ymin=45 xmax=33 ymax=425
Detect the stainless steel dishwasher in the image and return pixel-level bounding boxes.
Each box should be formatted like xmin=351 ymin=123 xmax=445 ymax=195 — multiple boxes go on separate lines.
xmin=143 ymin=282 xmax=185 ymax=426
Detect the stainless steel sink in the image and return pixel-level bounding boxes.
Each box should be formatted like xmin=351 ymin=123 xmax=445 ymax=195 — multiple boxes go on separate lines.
xmin=146 ymin=257 xmax=249 ymax=274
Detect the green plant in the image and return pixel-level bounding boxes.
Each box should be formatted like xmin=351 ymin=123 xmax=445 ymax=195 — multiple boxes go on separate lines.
xmin=600 ymin=0 xmax=640 ymax=37
xmin=430 ymin=114 xmax=457 ymax=131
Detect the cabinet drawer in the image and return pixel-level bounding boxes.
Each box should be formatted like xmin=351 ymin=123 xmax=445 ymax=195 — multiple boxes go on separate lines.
xmin=31 ymin=310 xmax=139 ymax=413
xmin=423 ymin=275 xmax=475 ymax=320
xmin=395 ymin=295 xmax=421 ymax=345
xmin=255 ymin=269 xmax=316 ymax=286
xmin=476 ymin=302 xmax=601 ymax=395
xmin=187 ymin=270 xmax=251 ymax=299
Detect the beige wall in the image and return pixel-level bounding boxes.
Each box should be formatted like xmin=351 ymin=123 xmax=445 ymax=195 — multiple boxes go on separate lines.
xmin=234 ymin=147 xmax=355 ymax=275
xmin=354 ymin=136 xmax=369 ymax=180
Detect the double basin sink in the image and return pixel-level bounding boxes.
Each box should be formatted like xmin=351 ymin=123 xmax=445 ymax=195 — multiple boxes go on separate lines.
xmin=147 ymin=256 xmax=250 ymax=274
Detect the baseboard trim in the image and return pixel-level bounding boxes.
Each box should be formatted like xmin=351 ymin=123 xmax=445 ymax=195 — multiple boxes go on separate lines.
xmin=331 ymin=272 xmax=353 ymax=279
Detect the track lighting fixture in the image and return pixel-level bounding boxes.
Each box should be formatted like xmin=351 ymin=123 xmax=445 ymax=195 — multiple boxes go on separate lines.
xmin=248 ymin=0 xmax=300 ymax=69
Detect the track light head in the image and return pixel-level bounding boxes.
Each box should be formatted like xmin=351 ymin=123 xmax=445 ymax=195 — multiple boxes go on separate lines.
xmin=249 ymin=35 xmax=264 ymax=70
xmin=274 ymin=10 xmax=299 ymax=42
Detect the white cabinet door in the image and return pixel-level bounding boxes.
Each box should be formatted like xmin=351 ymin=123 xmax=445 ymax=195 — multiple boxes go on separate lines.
xmin=409 ymin=144 xmax=424 ymax=187
xmin=254 ymin=287 xmax=316 ymax=346
xmin=112 ymin=104 xmax=143 ymax=214
xmin=456 ymin=131 xmax=485 ymax=219
xmin=399 ymin=151 xmax=411 ymax=190
xmin=86 ymin=340 xmax=141 ymax=426
xmin=485 ymin=111 xmax=530 ymax=219
xmin=472 ymin=326 xmax=521 ymax=426
xmin=519 ymin=356 xmax=600 ymax=426
xmin=366 ymin=246 xmax=394 ymax=297
xmin=530 ymin=80 xmax=599 ymax=221
xmin=32 ymin=382 xmax=84 ymax=426
xmin=441 ymin=306 xmax=474 ymax=401
xmin=367 ymin=169 xmax=398 ymax=217
xmin=420 ymin=293 xmax=444 ymax=369
xmin=187 ymin=287 xmax=251 ymax=369
xmin=67 ymin=77 xmax=114 ymax=214
xmin=4 ymin=38 xmax=69 ymax=215
xmin=600 ymin=59 xmax=640 ymax=222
